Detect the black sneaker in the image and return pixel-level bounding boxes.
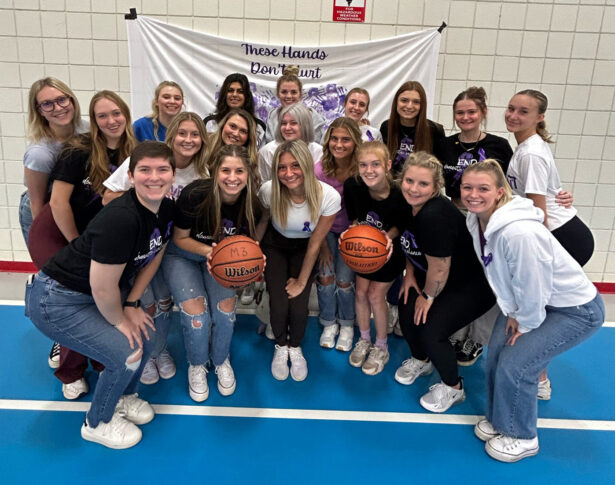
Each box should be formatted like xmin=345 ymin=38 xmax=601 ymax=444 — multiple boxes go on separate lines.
xmin=48 ymin=342 xmax=61 ymax=369
xmin=456 ymin=338 xmax=483 ymax=366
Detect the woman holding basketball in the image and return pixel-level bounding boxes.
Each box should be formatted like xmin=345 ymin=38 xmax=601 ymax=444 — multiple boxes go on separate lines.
xmin=343 ymin=141 xmax=403 ymax=376
xmin=343 ymin=87 xmax=382 ymax=142
xmin=460 ymin=160 xmax=603 ymax=462
xmin=161 ymin=144 xmax=265 ymax=401
xmin=259 ymin=139 xmax=340 ymax=381
xmin=315 ymin=117 xmax=362 ymax=351
xmin=394 ymin=151 xmax=494 ymax=412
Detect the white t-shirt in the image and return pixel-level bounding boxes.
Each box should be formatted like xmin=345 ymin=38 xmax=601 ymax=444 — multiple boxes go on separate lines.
xmin=258 ymin=180 xmax=341 ymax=239
xmin=360 ymin=124 xmax=383 ymax=142
xmin=103 ymin=157 xmax=205 ymax=201
xmin=506 ymin=134 xmax=576 ymax=231
xmin=258 ymin=140 xmax=323 ymax=183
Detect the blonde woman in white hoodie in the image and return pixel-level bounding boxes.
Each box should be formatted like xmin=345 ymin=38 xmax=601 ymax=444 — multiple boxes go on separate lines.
xmin=460 ymin=160 xmax=604 ymax=464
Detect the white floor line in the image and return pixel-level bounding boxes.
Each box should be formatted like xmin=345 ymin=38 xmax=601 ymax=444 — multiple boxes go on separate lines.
xmin=1 ymin=399 xmax=614 ymax=431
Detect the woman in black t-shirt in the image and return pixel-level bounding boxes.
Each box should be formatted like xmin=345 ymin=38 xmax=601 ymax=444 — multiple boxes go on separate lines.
xmin=379 ymin=81 xmax=444 ymax=176
xmin=25 ymin=141 xmax=176 ymax=450
xmin=394 ymin=151 xmax=495 ymax=413
xmin=161 ymin=144 xmax=265 ymax=402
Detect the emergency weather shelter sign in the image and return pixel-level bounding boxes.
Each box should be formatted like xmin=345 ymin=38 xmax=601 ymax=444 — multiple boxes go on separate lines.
xmin=333 ymin=0 xmax=367 ymax=23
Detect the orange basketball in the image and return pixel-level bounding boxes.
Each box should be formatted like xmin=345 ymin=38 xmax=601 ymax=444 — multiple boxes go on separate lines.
xmin=210 ymin=235 xmax=264 ymax=289
xmin=339 ymin=225 xmax=388 ymax=274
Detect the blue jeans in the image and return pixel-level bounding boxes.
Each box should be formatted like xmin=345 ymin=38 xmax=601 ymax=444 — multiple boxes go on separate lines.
xmin=25 ymin=272 xmax=158 ymax=427
xmin=316 ymin=231 xmax=355 ymax=327
xmin=141 ymin=269 xmax=172 ymax=358
xmin=486 ymin=293 xmax=605 ymax=439
xmin=19 ymin=190 xmax=33 ymax=245
xmin=161 ymin=243 xmax=236 ymax=366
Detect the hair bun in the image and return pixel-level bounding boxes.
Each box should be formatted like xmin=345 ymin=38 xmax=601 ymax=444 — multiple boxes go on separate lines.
xmin=284 ymin=65 xmax=300 ymax=77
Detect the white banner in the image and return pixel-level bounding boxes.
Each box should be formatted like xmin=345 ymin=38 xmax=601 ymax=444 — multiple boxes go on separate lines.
xmin=126 ymin=16 xmax=441 ymax=128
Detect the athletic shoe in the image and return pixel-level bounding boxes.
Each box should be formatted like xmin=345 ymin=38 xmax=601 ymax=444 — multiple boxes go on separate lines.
xmin=419 ymin=381 xmax=466 ymax=413
xmin=81 ymin=414 xmax=142 ymax=449
xmin=362 ymin=346 xmax=390 ymax=376
xmin=474 ymin=419 xmax=499 ymax=442
xmin=288 ymin=346 xmax=308 ymax=381
xmin=265 ymin=323 xmax=275 ymax=340
xmin=240 ymin=284 xmax=255 ymax=305
xmin=62 ymin=377 xmax=89 ymax=400
xmin=140 ymin=357 xmax=159 ymax=385
xmin=188 ymin=364 xmax=209 ymax=402
xmin=271 ymin=344 xmax=289 ymax=380
xmin=387 ymin=303 xmax=399 ymax=335
xmin=538 ymin=377 xmax=552 ymax=401
xmin=215 ymin=357 xmax=236 ymax=396
xmin=319 ymin=323 xmax=339 ymax=349
xmin=156 ymin=348 xmax=176 ymax=380
xmin=336 ymin=325 xmax=354 ymax=352
xmin=394 ymin=357 xmax=433 ymax=385
xmin=456 ymin=338 xmax=483 ymax=366
xmin=485 ymin=435 xmax=539 ymax=463
xmin=48 ymin=341 xmax=61 ymax=369
xmin=115 ymin=393 xmax=154 ymax=425
xmin=349 ymin=339 xmax=371 ymax=367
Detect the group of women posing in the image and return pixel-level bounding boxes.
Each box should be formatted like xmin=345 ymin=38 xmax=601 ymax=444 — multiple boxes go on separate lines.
xmin=20 ymin=71 xmax=603 ymax=463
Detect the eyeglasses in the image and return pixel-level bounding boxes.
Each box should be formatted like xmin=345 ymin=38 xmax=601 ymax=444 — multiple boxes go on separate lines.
xmin=37 ymin=96 xmax=71 ymax=113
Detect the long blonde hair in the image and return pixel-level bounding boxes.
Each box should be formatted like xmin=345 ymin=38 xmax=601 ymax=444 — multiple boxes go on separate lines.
xmin=149 ymin=81 xmax=184 ymax=141
xmin=165 ymin=112 xmax=209 ymax=178
xmin=27 ymin=77 xmax=82 ymax=143
xmin=270 ymin=139 xmax=322 ymax=228
xmin=462 ymin=159 xmax=513 ymax=210
xmin=321 ymin=117 xmax=362 ymax=178
xmin=66 ymin=91 xmax=136 ymax=196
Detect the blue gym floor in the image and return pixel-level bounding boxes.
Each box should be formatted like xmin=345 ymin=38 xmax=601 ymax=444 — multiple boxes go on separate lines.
xmin=1 ymin=302 xmax=614 ymax=484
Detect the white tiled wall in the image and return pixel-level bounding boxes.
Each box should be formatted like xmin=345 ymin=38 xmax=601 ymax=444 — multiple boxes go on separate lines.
xmin=0 ymin=0 xmax=614 ymax=282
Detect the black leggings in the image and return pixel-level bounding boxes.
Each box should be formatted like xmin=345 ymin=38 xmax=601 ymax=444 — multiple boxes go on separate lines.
xmin=399 ymin=279 xmax=495 ymax=386
xmin=551 ymin=215 xmax=594 ymax=267
xmin=262 ymin=226 xmax=315 ymax=348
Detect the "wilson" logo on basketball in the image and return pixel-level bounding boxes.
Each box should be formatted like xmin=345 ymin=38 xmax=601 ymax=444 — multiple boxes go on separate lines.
xmin=224 ymin=265 xmax=261 ymax=277
xmin=344 ymin=242 xmax=380 ymax=253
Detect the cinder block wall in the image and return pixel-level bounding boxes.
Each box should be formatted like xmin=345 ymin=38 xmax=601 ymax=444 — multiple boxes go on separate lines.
xmin=0 ymin=0 xmax=613 ymax=281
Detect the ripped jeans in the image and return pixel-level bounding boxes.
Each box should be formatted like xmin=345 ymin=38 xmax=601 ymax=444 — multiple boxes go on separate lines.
xmin=161 ymin=244 xmax=236 ymax=367
xmin=141 ymin=270 xmax=173 ymax=359
xmin=25 ymin=272 xmax=156 ymax=427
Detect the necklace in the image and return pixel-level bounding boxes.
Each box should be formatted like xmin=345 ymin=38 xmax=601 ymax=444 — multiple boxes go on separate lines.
xmin=457 ymin=131 xmax=482 ymax=151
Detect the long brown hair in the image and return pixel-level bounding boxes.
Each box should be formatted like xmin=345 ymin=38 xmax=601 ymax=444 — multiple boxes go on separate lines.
xmin=165 ymin=112 xmax=209 ymax=178
xmin=387 ymin=81 xmax=432 ymax=155
xmin=515 ymin=89 xmax=553 ymax=143
xmin=321 ymin=117 xmax=362 ymax=178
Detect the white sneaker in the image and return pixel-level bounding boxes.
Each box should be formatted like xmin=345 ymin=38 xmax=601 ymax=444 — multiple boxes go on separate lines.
xmin=319 ymin=324 xmax=339 ymax=349
xmin=486 ymin=435 xmax=539 ymax=463
xmin=537 ymin=377 xmax=552 ymax=400
xmin=271 ymin=344 xmax=289 ymax=380
xmin=215 ymin=357 xmax=236 ymax=396
xmin=140 ymin=357 xmax=159 ymax=385
xmin=288 ymin=346 xmax=308 ymax=381
xmin=349 ymin=339 xmax=371 ymax=367
xmin=474 ymin=419 xmax=499 ymax=442
xmin=240 ymin=284 xmax=256 ymax=305
xmin=115 ymin=393 xmax=154 ymax=425
xmin=188 ymin=364 xmax=209 ymax=402
xmin=155 ymin=348 xmax=176 ymax=380
xmin=265 ymin=323 xmax=275 ymax=340
xmin=362 ymin=346 xmax=389 ymax=376
xmin=420 ymin=382 xmax=466 ymax=413
xmin=394 ymin=357 xmax=433 ymax=385
xmin=387 ymin=303 xmax=399 ymax=334
xmin=81 ymin=414 xmax=142 ymax=449
xmin=336 ymin=326 xmax=354 ymax=352
xmin=62 ymin=377 xmax=89 ymax=400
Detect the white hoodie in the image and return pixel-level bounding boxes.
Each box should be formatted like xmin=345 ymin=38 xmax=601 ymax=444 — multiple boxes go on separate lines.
xmin=466 ymin=196 xmax=596 ymax=333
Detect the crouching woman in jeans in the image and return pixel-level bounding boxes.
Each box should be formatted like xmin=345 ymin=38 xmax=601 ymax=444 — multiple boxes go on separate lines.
xmin=460 ymin=160 xmax=604 ymax=463
xmin=25 ymin=141 xmax=175 ymax=449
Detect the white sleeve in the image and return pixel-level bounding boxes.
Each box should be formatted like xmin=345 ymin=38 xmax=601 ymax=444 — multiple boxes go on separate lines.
xmin=504 ymin=232 xmax=554 ymax=332
xmin=312 ymin=110 xmax=327 ymax=144
xmin=103 ymin=157 xmax=131 ymax=192
xmin=258 ymin=181 xmax=272 ymax=209
xmin=258 ymin=145 xmax=273 ymax=183
xmin=320 ymin=183 xmax=341 ymax=217
xmin=515 ymin=153 xmax=549 ymax=196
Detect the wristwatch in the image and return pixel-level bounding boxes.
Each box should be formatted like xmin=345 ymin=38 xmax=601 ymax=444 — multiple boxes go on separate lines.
xmin=421 ymin=290 xmax=434 ymax=302
xmin=123 ymin=299 xmax=141 ymax=308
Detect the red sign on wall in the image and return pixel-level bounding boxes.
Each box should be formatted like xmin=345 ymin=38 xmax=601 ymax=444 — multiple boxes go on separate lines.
xmin=333 ymin=0 xmax=367 ymax=23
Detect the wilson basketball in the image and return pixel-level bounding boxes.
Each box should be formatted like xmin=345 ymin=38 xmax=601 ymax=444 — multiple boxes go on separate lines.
xmin=210 ymin=235 xmax=264 ymax=289
xmin=339 ymin=225 xmax=388 ymax=274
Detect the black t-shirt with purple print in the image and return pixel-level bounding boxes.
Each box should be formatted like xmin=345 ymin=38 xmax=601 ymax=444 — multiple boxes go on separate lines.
xmin=344 ymin=177 xmax=404 ymax=281
xmin=398 ymin=195 xmax=484 ymax=288
xmin=440 ymin=133 xmax=513 ymax=199
xmin=52 ymin=143 xmax=120 ymax=233
xmin=43 ymin=189 xmax=174 ymax=295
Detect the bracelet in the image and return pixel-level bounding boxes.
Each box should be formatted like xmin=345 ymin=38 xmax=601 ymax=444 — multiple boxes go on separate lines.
xmin=421 ymin=290 xmax=434 ymax=301
xmin=123 ymin=299 xmax=141 ymax=308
